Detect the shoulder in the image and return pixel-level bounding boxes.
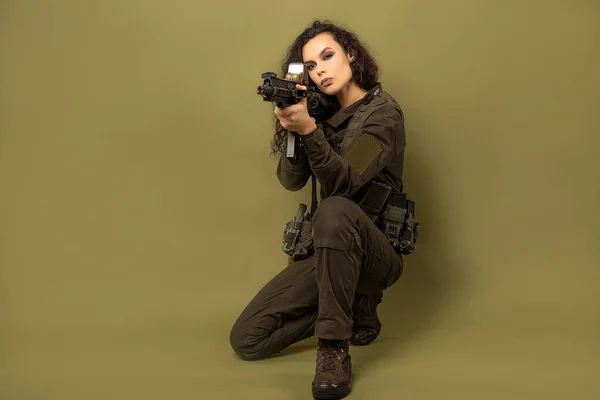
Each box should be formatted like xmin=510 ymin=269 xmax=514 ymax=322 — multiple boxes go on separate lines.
xmin=362 ymin=90 xmax=405 ymax=127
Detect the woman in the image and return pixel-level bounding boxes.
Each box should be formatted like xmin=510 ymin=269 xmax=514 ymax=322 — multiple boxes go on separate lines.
xmin=230 ymin=20 xmax=407 ymax=400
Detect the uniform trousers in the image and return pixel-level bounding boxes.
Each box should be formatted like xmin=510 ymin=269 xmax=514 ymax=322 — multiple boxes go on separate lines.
xmin=229 ymin=195 xmax=403 ymax=360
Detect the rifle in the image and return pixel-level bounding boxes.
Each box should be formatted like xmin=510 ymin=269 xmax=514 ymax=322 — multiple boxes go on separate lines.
xmin=256 ymin=71 xmax=332 ymax=164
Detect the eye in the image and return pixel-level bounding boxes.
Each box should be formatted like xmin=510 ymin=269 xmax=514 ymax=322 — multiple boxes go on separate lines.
xmin=306 ymin=62 xmax=316 ymax=71
xmin=323 ymin=53 xmax=333 ymax=60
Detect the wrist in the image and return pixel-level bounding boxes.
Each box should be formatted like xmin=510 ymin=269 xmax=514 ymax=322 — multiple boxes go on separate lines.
xmin=298 ymin=119 xmax=318 ymax=136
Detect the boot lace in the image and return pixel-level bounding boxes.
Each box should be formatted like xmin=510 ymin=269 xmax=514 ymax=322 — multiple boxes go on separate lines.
xmin=317 ymin=347 xmax=340 ymax=374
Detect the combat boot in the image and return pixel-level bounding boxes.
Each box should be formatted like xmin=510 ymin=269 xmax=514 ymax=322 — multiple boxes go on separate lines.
xmin=311 ymin=339 xmax=352 ymax=400
xmin=349 ymin=291 xmax=383 ymax=346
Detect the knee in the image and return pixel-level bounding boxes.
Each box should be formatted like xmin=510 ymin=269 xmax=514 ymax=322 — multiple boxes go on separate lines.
xmin=313 ymin=196 xmax=362 ymax=249
xmin=229 ymin=321 xmax=271 ymax=361
xmin=314 ymin=196 xmax=358 ymax=227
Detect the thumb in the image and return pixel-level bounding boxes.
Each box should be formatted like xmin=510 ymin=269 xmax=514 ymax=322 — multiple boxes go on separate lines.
xmin=295 ymin=83 xmax=307 ymax=91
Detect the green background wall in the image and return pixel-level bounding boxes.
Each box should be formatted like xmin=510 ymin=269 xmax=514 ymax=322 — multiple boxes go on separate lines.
xmin=1 ymin=1 xmax=598 ymax=399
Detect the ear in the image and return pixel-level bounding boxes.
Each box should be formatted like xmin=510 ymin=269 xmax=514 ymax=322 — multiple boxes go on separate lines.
xmin=347 ymin=52 xmax=355 ymax=62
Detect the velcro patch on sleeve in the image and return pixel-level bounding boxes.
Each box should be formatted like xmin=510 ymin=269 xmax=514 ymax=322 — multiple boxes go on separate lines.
xmin=345 ymin=134 xmax=382 ymax=175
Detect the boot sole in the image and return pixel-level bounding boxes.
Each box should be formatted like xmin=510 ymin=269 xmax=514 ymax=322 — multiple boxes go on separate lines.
xmin=312 ymin=386 xmax=351 ymax=400
xmin=350 ymin=338 xmax=376 ymax=346
xmin=349 ymin=331 xmax=380 ymax=346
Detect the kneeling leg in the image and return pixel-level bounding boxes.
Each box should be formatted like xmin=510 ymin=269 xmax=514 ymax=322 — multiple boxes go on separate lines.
xmin=229 ymin=256 xmax=319 ymax=360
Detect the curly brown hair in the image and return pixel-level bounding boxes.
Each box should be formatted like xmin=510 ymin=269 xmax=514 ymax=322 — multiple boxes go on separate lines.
xmin=269 ymin=20 xmax=380 ymax=157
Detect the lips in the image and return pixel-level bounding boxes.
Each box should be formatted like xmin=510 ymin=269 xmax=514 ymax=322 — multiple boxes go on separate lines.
xmin=321 ymin=78 xmax=333 ymax=87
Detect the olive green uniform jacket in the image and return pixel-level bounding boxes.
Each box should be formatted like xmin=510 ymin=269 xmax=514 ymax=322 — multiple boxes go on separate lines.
xmin=276 ymin=83 xmax=406 ymax=202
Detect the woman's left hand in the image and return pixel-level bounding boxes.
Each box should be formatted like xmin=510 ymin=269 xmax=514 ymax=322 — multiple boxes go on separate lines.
xmin=274 ymin=84 xmax=317 ymax=135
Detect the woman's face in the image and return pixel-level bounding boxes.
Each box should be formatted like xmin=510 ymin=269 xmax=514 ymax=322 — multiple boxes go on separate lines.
xmin=302 ymin=32 xmax=355 ymax=96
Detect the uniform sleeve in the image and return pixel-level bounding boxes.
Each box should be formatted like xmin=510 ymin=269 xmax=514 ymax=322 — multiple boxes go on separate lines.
xmin=300 ymin=104 xmax=405 ymax=198
xmin=276 ymin=135 xmax=312 ymax=191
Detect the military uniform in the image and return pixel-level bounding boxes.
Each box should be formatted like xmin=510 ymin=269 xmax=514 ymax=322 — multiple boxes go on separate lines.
xmin=230 ymin=82 xmax=406 ymax=398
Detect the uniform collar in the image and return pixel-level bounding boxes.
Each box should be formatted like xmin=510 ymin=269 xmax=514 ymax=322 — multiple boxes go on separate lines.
xmin=326 ymin=82 xmax=382 ymax=128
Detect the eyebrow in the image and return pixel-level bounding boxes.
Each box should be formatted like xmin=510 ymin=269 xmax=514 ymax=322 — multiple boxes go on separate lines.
xmin=304 ymin=47 xmax=332 ymax=64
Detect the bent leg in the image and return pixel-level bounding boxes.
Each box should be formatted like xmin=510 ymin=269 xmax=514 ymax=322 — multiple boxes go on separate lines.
xmin=229 ymin=256 xmax=319 ymax=360
xmin=312 ymin=196 xmax=403 ymax=340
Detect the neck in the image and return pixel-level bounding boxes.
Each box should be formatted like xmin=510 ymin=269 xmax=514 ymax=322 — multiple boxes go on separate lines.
xmin=336 ymin=81 xmax=367 ymax=108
